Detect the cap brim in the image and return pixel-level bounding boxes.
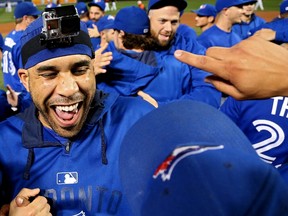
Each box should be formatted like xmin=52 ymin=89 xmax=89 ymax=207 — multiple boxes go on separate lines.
xmin=149 ymin=0 xmax=187 ymax=11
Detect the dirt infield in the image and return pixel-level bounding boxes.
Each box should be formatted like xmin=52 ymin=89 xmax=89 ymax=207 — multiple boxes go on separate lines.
xmin=0 ymin=11 xmax=279 ymax=35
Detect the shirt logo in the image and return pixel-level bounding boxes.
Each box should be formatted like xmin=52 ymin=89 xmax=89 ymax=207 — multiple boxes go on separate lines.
xmin=72 ymin=211 xmax=86 ymax=216
xmin=153 ymin=145 xmax=224 ymax=181
xmin=57 ymin=172 xmax=78 ymax=185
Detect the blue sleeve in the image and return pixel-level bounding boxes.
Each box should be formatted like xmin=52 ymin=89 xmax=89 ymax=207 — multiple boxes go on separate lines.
xmin=275 ymin=29 xmax=288 ymax=43
xmin=220 ymin=96 xmax=241 ymax=124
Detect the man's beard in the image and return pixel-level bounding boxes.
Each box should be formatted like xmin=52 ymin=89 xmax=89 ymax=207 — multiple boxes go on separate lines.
xmin=150 ymin=29 xmax=175 ymax=51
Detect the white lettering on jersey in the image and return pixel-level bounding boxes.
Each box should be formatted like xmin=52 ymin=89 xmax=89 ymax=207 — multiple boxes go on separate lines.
xmin=271 ymin=96 xmax=288 ymax=118
xmin=252 ymin=119 xmax=284 ymax=164
xmin=4 ymin=37 xmax=16 ymax=48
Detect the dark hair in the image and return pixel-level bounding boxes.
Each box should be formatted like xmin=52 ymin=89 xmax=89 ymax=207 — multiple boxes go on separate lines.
xmin=118 ymin=30 xmax=159 ymax=51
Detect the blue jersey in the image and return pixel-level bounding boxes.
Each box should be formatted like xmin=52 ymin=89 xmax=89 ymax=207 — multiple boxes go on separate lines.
xmin=197 ymin=25 xmax=242 ymax=48
xmin=232 ymin=14 xmax=265 ymax=39
xmin=248 ymin=18 xmax=288 ymax=44
xmin=176 ymin=24 xmax=197 ymax=40
xmin=0 ymin=91 xmax=154 ymax=215
xmin=2 ymin=30 xmax=26 ymax=92
xmin=220 ymin=96 xmax=288 ymax=182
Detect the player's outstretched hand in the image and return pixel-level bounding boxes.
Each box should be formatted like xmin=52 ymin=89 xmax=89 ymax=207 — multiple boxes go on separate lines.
xmin=8 ymin=188 xmax=52 ymax=216
xmin=174 ymin=36 xmax=288 ymax=100
xmin=94 ymin=42 xmax=113 ymax=75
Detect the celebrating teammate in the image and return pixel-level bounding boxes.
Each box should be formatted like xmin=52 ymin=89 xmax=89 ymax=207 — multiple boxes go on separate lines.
xmin=0 ymin=6 xmax=154 ymax=214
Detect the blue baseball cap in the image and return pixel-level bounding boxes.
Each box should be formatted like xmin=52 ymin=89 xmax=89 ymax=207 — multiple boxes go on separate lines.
xmin=216 ymin=0 xmax=257 ymax=12
xmin=120 ymin=100 xmax=288 ymax=216
xmin=88 ymin=0 xmax=105 ymax=11
xmin=97 ymin=15 xmax=115 ymax=32
xmin=14 ymin=2 xmax=41 ymax=19
xmin=20 ymin=10 xmax=94 ymax=69
xmin=280 ymin=0 xmax=288 ymax=14
xmin=191 ymin=4 xmax=217 ymax=17
xmin=113 ymin=6 xmax=149 ymax=35
xmin=148 ymin=0 xmax=187 ymax=12
xmin=46 ymin=2 xmax=57 ymax=8
xmin=75 ymin=2 xmax=88 ymax=15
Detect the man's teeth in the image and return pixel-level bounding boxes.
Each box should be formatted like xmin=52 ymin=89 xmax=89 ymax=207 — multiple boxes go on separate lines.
xmin=56 ymin=103 xmax=79 ymax=112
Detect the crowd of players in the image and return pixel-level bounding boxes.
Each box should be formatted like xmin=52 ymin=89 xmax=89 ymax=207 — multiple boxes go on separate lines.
xmin=0 ymin=0 xmax=288 ymax=215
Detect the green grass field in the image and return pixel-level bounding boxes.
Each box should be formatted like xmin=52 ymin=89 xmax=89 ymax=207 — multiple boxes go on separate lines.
xmin=0 ymin=0 xmax=283 ymax=90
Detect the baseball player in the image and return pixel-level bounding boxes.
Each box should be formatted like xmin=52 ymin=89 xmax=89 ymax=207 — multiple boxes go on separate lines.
xmin=87 ymin=0 xmax=106 ymax=50
xmin=196 ymin=0 xmax=247 ymax=49
xmin=145 ymin=0 xmax=222 ymax=107
xmin=232 ymin=0 xmax=265 ymax=39
xmin=2 ymin=2 xmax=41 ymax=93
xmin=96 ymin=15 xmax=115 ymax=47
xmin=191 ymin=4 xmax=217 ymax=33
xmin=220 ymin=95 xmax=288 ymax=183
xmin=255 ymin=0 xmax=264 ymax=10
xmin=0 ymin=6 xmax=155 ymax=215
xmin=75 ymin=2 xmax=89 ymax=22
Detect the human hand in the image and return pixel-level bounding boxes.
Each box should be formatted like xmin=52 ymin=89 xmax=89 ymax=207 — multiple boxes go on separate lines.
xmin=94 ymin=42 xmax=113 ymax=75
xmin=6 ymin=84 xmax=18 ymax=108
xmin=9 ymin=188 xmax=52 ymax=216
xmin=174 ymin=36 xmax=288 ymax=100
xmin=88 ymin=24 xmax=100 ymax=38
xmin=138 ymin=90 xmax=158 ymax=108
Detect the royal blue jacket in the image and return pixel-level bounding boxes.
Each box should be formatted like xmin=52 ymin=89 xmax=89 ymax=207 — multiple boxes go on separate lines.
xmin=2 ymin=30 xmax=27 ymax=93
xmin=232 ymin=14 xmax=266 ymax=39
xmin=197 ymin=25 xmax=242 ymax=48
xmin=0 ymin=91 xmax=154 ymax=215
xmin=221 ymin=96 xmax=288 ymax=183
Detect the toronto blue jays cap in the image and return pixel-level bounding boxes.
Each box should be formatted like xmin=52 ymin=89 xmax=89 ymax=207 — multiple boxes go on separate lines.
xmin=191 ymin=4 xmax=217 ymax=17
xmin=75 ymin=2 xmax=88 ymax=15
xmin=20 ymin=8 xmax=94 ymax=69
xmin=88 ymin=0 xmax=105 ymax=11
xmin=14 ymin=2 xmax=41 ymax=19
xmin=148 ymin=0 xmax=187 ymax=12
xmin=113 ymin=6 xmax=149 ymax=35
xmin=97 ymin=15 xmax=115 ymax=32
xmin=120 ymin=100 xmax=288 ymax=216
xmin=216 ymin=0 xmax=257 ymax=12
xmin=280 ymin=0 xmax=288 ymax=14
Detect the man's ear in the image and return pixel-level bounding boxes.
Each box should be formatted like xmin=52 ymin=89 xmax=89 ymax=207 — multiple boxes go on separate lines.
xmin=18 ymin=68 xmax=30 ymax=92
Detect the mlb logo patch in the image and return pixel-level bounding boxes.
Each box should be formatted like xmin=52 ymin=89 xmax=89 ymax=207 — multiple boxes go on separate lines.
xmin=57 ymin=172 xmax=78 ymax=185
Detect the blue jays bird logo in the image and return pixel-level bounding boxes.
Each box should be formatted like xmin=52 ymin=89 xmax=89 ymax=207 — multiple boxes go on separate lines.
xmin=153 ymin=145 xmax=224 ymax=181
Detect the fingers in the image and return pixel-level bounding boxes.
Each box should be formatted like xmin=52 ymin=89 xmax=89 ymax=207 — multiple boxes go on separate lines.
xmin=9 ymin=188 xmax=52 ymax=216
xmin=94 ymin=45 xmax=113 ymax=75
xmin=174 ymin=50 xmax=229 ymax=80
xmin=137 ymin=91 xmax=158 ymax=108
xmin=29 ymin=196 xmax=51 ymax=214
